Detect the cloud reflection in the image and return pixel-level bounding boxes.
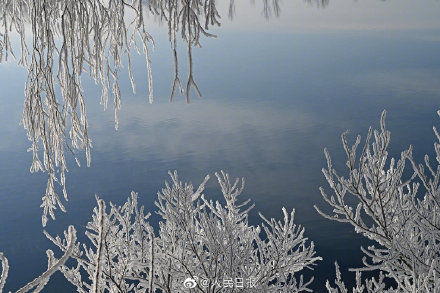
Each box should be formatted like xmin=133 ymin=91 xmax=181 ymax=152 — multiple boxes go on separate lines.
xmin=88 ymin=98 xmax=316 ymax=169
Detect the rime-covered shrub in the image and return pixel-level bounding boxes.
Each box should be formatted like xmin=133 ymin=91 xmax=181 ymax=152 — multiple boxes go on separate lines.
xmin=317 ymin=111 xmax=440 ymax=292
xmin=0 ymin=171 xmax=321 ymax=292
xmin=37 ymin=171 xmax=320 ymax=292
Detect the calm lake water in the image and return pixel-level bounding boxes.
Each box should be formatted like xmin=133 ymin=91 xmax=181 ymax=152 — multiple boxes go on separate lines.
xmin=0 ymin=1 xmax=440 ymax=291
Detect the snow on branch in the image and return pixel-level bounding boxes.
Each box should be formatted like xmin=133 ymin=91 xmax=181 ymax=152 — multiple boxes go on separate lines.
xmin=1 ymin=0 xmax=156 ymax=226
xmin=316 ymin=110 xmax=440 ymax=292
xmin=0 ymin=252 xmax=8 ymax=292
xmin=0 ymin=225 xmax=77 ymax=293
xmin=38 ymin=171 xmax=320 ymax=292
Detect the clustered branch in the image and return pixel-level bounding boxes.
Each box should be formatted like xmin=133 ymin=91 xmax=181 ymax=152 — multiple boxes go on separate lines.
xmin=1 ymin=0 xmax=156 ymax=226
xmin=0 ymin=171 xmax=321 ymax=292
xmin=317 ymin=110 xmax=440 ymax=292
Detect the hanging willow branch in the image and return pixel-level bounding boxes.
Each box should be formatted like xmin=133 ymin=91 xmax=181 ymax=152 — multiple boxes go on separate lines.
xmin=0 ymin=0 xmax=283 ymax=226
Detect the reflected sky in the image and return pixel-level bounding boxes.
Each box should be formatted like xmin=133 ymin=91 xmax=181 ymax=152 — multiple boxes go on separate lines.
xmin=217 ymin=0 xmax=440 ymax=32
xmin=0 ymin=1 xmax=440 ymax=291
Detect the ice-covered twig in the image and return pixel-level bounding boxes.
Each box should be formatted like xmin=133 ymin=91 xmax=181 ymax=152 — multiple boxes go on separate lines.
xmin=16 ymin=225 xmax=77 ymax=293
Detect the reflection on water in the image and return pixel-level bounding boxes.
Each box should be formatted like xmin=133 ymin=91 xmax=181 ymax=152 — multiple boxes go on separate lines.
xmin=0 ymin=0 xmax=440 ymax=291
xmin=0 ymin=0 xmax=289 ymax=227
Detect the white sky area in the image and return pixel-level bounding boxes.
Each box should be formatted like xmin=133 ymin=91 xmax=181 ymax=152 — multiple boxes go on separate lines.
xmin=213 ymin=0 xmax=440 ymax=32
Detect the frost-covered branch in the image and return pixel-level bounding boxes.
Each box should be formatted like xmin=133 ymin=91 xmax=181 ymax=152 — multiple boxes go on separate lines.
xmin=0 ymin=225 xmax=77 ymax=293
xmin=153 ymin=170 xmax=321 ymax=292
xmin=0 ymin=252 xmax=8 ymax=292
xmin=40 ymin=171 xmax=320 ymax=292
xmin=325 ymin=262 xmax=395 ymax=293
xmin=1 ymin=0 xmax=156 ymax=226
xmin=316 ymin=110 xmax=440 ymax=291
